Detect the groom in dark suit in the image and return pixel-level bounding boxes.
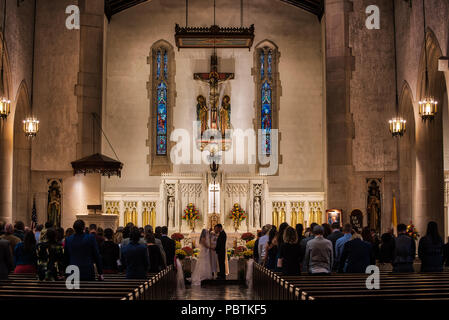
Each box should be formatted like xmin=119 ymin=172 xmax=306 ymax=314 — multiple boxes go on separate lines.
xmin=214 ymin=224 xmax=227 ymax=280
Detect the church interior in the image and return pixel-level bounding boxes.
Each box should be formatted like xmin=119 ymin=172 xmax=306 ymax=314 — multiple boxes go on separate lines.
xmin=0 ymin=0 xmax=449 ymax=303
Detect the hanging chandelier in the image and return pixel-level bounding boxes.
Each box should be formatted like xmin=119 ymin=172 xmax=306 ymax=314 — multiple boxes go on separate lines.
xmin=0 ymin=97 xmax=10 ymax=119
xmin=389 ymin=118 xmax=406 ymax=137
xmin=388 ymin=0 xmax=406 ymax=138
xmin=23 ymin=117 xmax=39 ymax=138
xmin=418 ymin=0 xmax=437 ymax=122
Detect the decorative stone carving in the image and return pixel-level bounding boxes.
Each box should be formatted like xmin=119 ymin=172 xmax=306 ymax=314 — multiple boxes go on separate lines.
xmin=225 ymin=183 xmax=248 ymax=196
xmin=180 ymin=183 xmax=202 ymax=197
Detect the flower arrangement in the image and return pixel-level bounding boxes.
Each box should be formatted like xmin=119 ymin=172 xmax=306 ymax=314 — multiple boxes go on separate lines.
xmin=241 ymin=232 xmax=255 ymax=242
xmin=227 ymin=248 xmax=235 ymax=258
xmin=175 ymin=241 xmax=181 ymax=249
xmin=176 ymin=249 xmax=187 ymax=260
xmin=182 ymin=203 xmax=200 ymax=222
xmin=235 ymin=246 xmax=246 ymax=256
xmin=243 ymin=250 xmax=254 ymax=259
xmin=406 ymin=222 xmax=420 ymax=240
xmin=171 ymin=233 xmax=184 ymax=241
xmin=229 ymin=203 xmax=247 ymax=223
xmin=193 ymin=248 xmax=200 ymax=258
xmin=246 ymin=239 xmax=256 ymax=250
xmin=182 ymin=246 xmax=194 ymax=257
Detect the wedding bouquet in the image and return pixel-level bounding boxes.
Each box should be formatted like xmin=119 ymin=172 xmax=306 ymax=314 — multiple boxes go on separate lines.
xmin=182 ymin=203 xmax=200 ymax=222
xmin=406 ymin=222 xmax=420 ymax=240
xmin=171 ymin=233 xmax=184 ymax=241
xmin=229 ymin=203 xmax=246 ymax=222
xmin=241 ymin=232 xmax=255 ymax=242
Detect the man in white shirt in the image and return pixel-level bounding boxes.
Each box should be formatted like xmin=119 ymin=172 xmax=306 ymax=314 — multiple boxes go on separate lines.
xmin=257 ymin=225 xmax=271 ymax=264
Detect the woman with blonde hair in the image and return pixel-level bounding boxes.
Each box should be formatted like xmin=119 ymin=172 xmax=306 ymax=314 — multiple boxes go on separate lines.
xmin=278 ymin=226 xmax=301 ymax=275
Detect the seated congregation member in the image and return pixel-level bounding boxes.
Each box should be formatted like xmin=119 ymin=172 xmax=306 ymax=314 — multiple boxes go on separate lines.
xmin=303 ymin=225 xmax=333 ymax=275
xmin=37 ymin=228 xmax=65 ymax=281
xmin=160 ymin=226 xmax=175 ymax=266
xmin=121 ymin=227 xmax=150 ymax=279
xmin=279 ymin=227 xmax=301 ymax=275
xmin=338 ymin=232 xmax=374 ymax=273
xmin=1 ymin=224 xmax=21 ymax=254
xmin=379 ymin=231 xmax=395 ymax=264
xmin=64 ymin=220 xmax=103 ymax=281
xmin=392 ymin=224 xmax=415 ymax=272
xmin=14 ymin=230 xmax=37 ymax=273
xmin=146 ymin=232 xmax=164 ymax=272
xmin=0 ymin=237 xmax=13 ymax=279
xmin=418 ymin=221 xmax=443 ymax=272
xmin=335 ymin=224 xmax=352 ymax=268
xmin=100 ymin=228 xmax=120 ymax=274
xmin=263 ymin=228 xmax=278 ymax=270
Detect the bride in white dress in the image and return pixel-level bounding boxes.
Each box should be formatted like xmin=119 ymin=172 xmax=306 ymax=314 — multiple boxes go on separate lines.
xmin=191 ymin=229 xmax=215 ymax=286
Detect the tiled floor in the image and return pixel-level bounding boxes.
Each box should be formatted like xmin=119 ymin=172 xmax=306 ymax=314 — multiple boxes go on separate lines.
xmin=172 ymin=283 xmax=255 ymax=300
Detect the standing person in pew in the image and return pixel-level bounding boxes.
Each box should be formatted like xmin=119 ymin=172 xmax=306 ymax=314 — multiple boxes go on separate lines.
xmin=13 ymin=221 xmax=25 ymax=241
xmin=100 ymin=228 xmax=120 ymax=274
xmin=146 ymin=232 xmax=164 ymax=272
xmin=274 ymin=223 xmax=289 ymax=272
xmin=335 ymin=224 xmax=353 ymax=269
xmin=0 ymin=221 xmax=5 ymax=236
xmin=392 ymin=224 xmax=415 ymax=272
xmin=37 ymin=228 xmax=65 ymax=280
xmin=14 ymin=230 xmax=37 ymax=274
xmin=34 ymin=225 xmax=43 ymax=243
xmin=443 ymin=237 xmax=449 ymax=268
xmin=0 ymin=236 xmax=13 ymax=279
xmin=296 ymin=224 xmax=305 ymax=243
xmin=278 ymin=227 xmax=301 ymax=275
xmin=144 ymin=225 xmax=166 ymax=266
xmin=257 ymin=225 xmax=271 ymax=264
xmin=39 ymin=222 xmax=54 ymax=243
xmin=418 ymin=221 xmax=444 ymax=272
xmin=338 ymin=232 xmax=374 ymax=273
xmin=0 ymin=224 xmax=21 ymax=255
xmin=299 ymin=223 xmax=318 ymax=265
xmin=155 ymin=226 xmax=163 ymax=240
xmin=64 ymin=220 xmax=104 ymax=281
xmin=379 ymin=230 xmax=395 ymax=264
xmin=263 ymin=227 xmax=278 ymax=270
xmin=327 ymin=222 xmax=343 ymax=271
xmin=303 ymin=225 xmax=333 ymax=275
xmin=160 ymin=226 xmax=175 ymax=266
xmin=253 ymin=231 xmax=262 ymax=263
xmin=121 ymin=227 xmax=150 ymax=279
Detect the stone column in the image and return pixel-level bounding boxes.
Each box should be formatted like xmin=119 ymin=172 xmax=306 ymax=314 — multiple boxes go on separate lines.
xmin=325 ymin=0 xmax=354 ymax=221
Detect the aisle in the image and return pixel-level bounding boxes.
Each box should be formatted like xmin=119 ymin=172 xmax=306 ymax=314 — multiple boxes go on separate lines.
xmin=172 ymin=283 xmax=254 ymax=300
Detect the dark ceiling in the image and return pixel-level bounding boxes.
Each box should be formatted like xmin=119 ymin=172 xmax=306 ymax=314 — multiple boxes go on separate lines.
xmin=104 ymin=0 xmax=324 ymax=21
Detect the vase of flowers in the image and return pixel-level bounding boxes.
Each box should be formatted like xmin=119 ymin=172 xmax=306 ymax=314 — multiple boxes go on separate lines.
xmin=229 ymin=203 xmax=246 ymax=232
xmin=182 ymin=203 xmax=200 ymax=232
xmin=406 ymin=222 xmax=420 ymax=240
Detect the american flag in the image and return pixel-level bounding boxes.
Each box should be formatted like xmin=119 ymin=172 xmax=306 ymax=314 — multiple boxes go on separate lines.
xmin=31 ymin=197 xmax=37 ymax=230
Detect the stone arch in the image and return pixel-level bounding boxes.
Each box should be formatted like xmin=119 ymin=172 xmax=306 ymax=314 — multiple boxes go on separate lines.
xmin=0 ymin=31 xmax=13 ymax=223
xmin=398 ymin=81 xmax=416 ymax=225
xmin=147 ymin=39 xmax=176 ymax=175
xmin=12 ymin=80 xmax=32 ymax=224
xmin=414 ymin=28 xmax=447 ymax=235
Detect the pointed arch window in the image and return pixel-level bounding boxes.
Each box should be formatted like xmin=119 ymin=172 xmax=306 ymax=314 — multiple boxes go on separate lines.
xmin=148 ymin=41 xmax=175 ymax=175
xmin=257 ymin=46 xmax=278 ymax=156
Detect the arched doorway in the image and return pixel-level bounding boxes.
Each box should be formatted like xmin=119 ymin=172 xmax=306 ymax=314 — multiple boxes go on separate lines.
xmin=12 ymin=81 xmax=31 ymax=224
xmin=398 ymin=83 xmax=416 ymax=226
xmin=414 ymin=29 xmax=447 ymax=235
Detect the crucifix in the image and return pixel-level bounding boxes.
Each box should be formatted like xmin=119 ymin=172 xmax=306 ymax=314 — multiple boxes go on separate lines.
xmin=194 ymin=53 xmax=234 ymax=131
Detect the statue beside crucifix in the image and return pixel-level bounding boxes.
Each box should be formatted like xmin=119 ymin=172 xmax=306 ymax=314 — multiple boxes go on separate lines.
xmin=194 ymin=53 xmax=234 ymax=137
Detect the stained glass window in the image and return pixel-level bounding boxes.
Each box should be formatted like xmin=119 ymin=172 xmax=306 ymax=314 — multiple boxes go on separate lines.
xmin=157 ymin=50 xmax=161 ymax=80
xmin=259 ymin=46 xmax=276 ymax=157
xmin=164 ymin=50 xmax=168 ymax=80
xmin=261 ymin=81 xmax=272 ymax=155
xmin=156 ymin=82 xmax=167 ymax=155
